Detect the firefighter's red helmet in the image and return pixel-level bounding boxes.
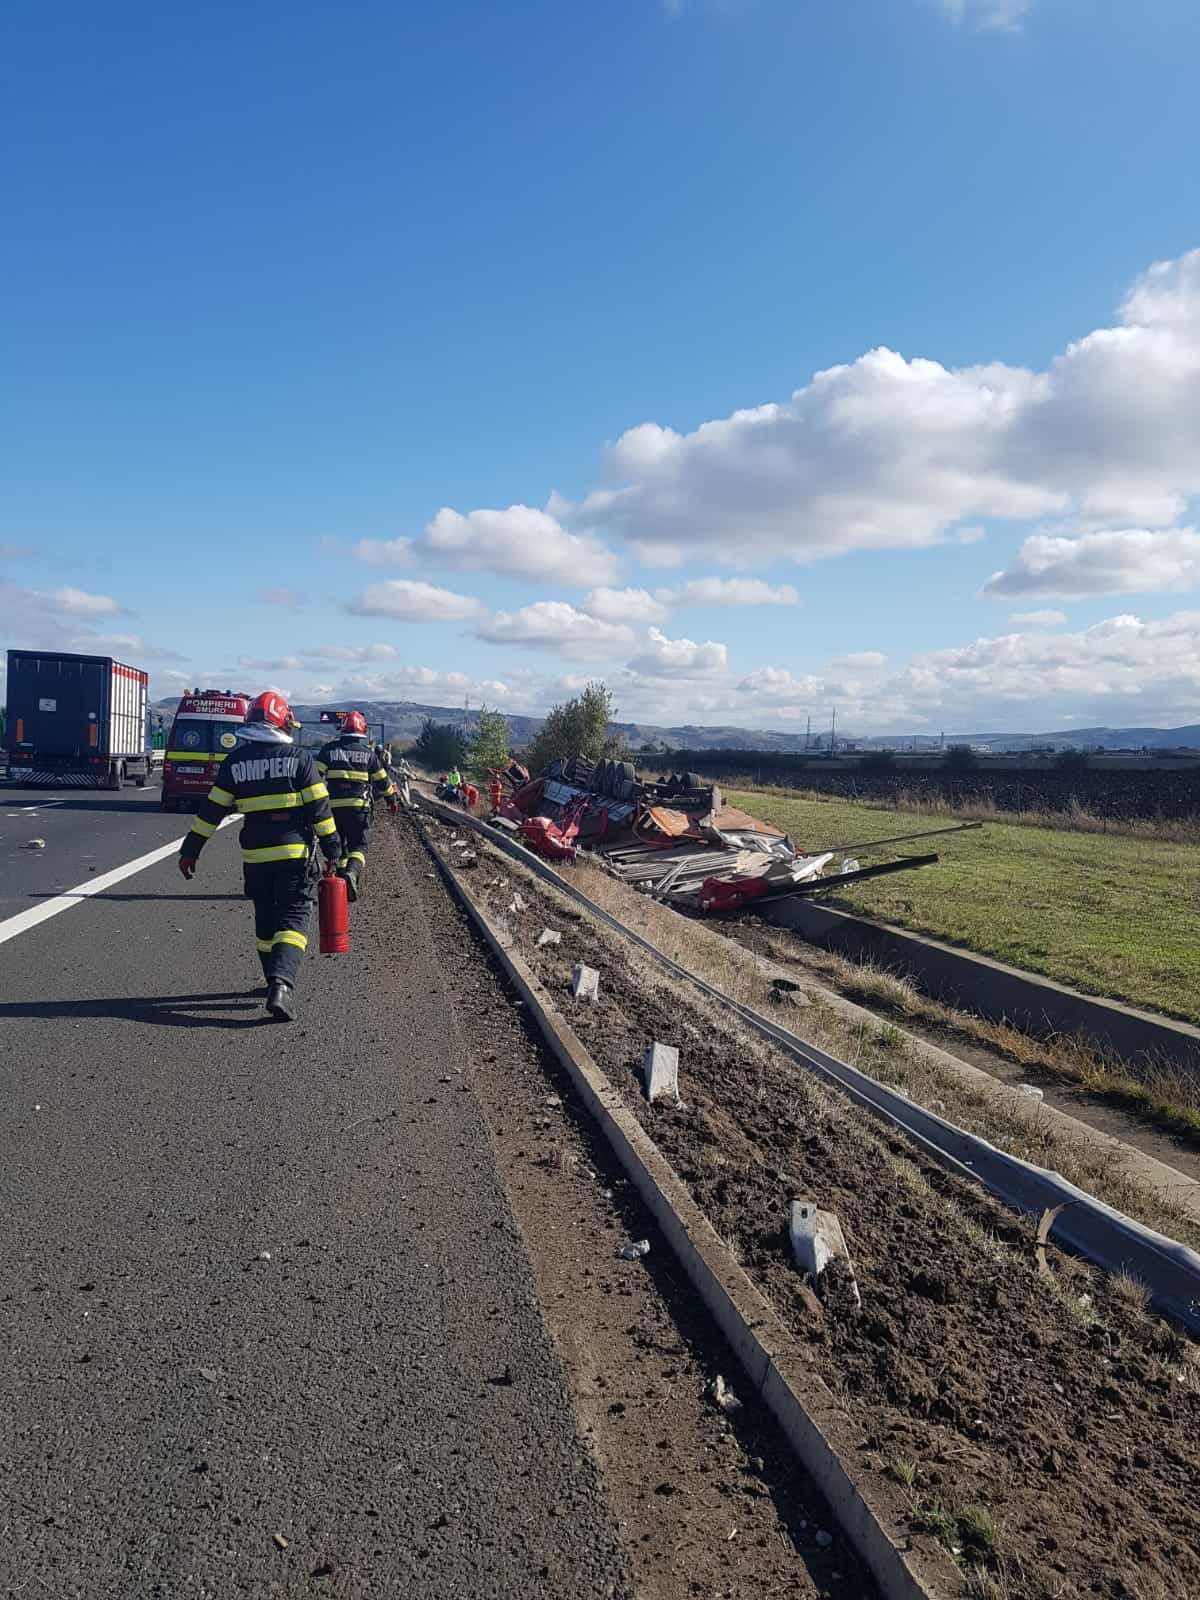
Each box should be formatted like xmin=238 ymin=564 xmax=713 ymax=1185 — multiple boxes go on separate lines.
xmin=247 ymin=691 xmax=300 ymax=731
xmin=343 ymin=710 xmax=367 ymax=735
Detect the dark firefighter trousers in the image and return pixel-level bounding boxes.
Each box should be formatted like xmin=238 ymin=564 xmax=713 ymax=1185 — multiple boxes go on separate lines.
xmin=245 ymin=859 xmax=317 ymax=986
xmin=334 ymin=807 xmax=371 ymax=885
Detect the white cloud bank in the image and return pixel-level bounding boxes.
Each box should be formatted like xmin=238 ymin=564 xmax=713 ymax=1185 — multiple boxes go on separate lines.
xmin=475 ymin=601 xmax=635 ymax=658
xmin=354 ymin=506 xmax=622 ymax=588
xmin=535 ymin=249 xmax=1200 ymax=570
xmin=983 ymin=528 xmax=1200 ymax=599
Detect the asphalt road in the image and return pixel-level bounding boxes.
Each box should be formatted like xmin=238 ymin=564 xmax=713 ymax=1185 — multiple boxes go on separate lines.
xmin=0 ymin=806 xmax=632 ymax=1597
xmin=0 ymin=782 xmax=187 ymax=920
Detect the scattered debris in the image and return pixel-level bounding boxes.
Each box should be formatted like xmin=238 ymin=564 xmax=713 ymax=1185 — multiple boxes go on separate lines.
xmin=620 ymin=1239 xmax=651 ymax=1260
xmin=485 ymin=751 xmax=973 ymax=915
xmin=643 ymin=1041 xmax=681 ymax=1107
xmin=258 ymin=1250 xmax=272 ymax=1261
xmin=709 ymin=1374 xmax=742 ymax=1414
xmin=1016 ymin=1083 xmax=1045 ymax=1102
xmin=545 ymin=1094 xmax=563 ymax=1109
xmin=816 ymin=1530 xmax=834 ymax=1549
xmin=507 ymin=894 xmax=528 ymax=914
xmin=26 ymin=838 xmax=46 ymax=850
xmin=273 ymin=1533 xmax=290 ymax=1551
xmin=571 ymin=964 xmax=600 ymax=1002
xmin=197 ymin=1367 xmax=219 ymax=1383
xmin=788 ymin=1201 xmax=861 ymax=1308
xmin=536 ymin=928 xmax=562 ymax=947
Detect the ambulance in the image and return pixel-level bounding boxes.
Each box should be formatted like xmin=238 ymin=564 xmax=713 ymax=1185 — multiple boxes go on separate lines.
xmin=161 ymin=689 xmax=251 ymax=811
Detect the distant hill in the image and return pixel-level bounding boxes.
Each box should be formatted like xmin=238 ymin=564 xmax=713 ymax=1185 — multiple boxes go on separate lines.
xmin=150 ymin=696 xmax=1200 ymax=754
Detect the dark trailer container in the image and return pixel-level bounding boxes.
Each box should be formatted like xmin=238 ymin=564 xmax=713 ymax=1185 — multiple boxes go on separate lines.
xmin=5 ymin=649 xmax=152 ymax=789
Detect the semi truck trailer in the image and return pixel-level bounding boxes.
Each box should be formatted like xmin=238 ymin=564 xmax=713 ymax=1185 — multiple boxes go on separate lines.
xmin=5 ymin=649 xmax=152 ymax=789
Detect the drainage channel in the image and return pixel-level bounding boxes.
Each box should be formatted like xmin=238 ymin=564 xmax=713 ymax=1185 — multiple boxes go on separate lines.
xmin=412 ymin=788 xmax=1200 ymax=1334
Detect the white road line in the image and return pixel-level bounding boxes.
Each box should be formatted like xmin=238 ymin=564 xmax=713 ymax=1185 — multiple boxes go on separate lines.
xmin=0 ymin=820 xmax=235 ymax=948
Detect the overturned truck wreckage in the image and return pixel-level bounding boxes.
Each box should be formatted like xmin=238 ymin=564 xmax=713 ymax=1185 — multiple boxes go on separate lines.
xmin=490 ymin=755 xmax=974 ymax=915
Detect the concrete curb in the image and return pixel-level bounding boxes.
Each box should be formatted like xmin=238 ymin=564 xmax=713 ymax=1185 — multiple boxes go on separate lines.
xmin=420 ymin=826 xmax=961 ymax=1600
xmin=762 ymin=899 xmax=1200 ymax=1075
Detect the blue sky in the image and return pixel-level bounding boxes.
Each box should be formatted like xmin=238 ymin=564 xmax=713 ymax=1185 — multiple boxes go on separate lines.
xmin=3 ymin=0 xmax=1199 ymax=734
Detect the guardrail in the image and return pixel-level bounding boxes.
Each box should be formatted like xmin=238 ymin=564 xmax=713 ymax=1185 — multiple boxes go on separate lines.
xmin=410 ymin=786 xmax=1200 ymax=1333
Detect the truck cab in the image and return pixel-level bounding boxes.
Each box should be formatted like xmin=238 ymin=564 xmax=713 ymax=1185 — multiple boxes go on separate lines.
xmin=161 ymin=690 xmax=251 ymax=811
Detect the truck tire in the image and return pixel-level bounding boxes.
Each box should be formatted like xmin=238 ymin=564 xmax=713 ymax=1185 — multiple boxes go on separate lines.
xmin=107 ymin=762 xmax=122 ymax=791
xmin=135 ymin=768 xmax=147 ymax=788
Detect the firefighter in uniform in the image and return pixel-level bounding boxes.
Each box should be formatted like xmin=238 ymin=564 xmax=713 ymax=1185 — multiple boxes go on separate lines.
xmin=315 ymin=710 xmax=398 ymax=901
xmin=177 ymin=691 xmax=340 ymax=1022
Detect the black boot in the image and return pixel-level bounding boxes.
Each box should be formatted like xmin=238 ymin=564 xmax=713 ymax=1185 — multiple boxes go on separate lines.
xmin=266 ymin=980 xmax=296 ymax=1022
xmin=340 ymin=866 xmax=360 ymax=904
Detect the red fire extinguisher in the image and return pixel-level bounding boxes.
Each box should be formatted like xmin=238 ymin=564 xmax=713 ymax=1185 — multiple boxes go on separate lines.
xmin=319 ymin=871 xmax=350 ymax=955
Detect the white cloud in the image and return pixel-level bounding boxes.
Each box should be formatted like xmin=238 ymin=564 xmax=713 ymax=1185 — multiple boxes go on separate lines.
xmin=1009 ymin=609 xmax=1068 ymax=626
xmin=307 ymin=643 xmax=400 ymax=663
xmin=326 ymin=665 xmax=513 ymax=702
xmin=937 ymin=0 xmax=1031 ymax=31
xmin=422 ymin=505 xmax=620 ymax=586
xmin=42 ymin=585 xmax=123 ymax=618
xmin=352 ymin=538 xmax=412 ymax=566
xmin=475 ymin=601 xmax=634 ymax=658
xmin=730 ymin=611 xmax=1200 ymax=731
xmin=664 ymin=576 xmax=799 ymax=608
xmin=627 ymin=627 xmax=728 ymax=679
xmin=538 ymin=250 xmax=1200 ymax=573
xmin=582 ymin=586 xmax=671 ymax=624
xmin=345 ymin=579 xmax=484 ymax=622
xmin=983 ymin=528 xmax=1200 ymax=599
xmin=0 ymin=581 xmax=186 ymax=662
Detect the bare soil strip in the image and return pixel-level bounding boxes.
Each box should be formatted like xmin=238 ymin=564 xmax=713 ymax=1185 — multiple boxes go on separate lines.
xmin=384 ymin=819 xmax=880 ymax=1600
xmin=417 ymin=815 xmax=1200 ymax=1600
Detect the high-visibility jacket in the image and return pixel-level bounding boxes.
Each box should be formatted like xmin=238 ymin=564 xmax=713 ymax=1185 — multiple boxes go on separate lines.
xmin=315 ymin=736 xmax=395 ymax=812
xmin=181 ymin=739 xmax=340 ymax=866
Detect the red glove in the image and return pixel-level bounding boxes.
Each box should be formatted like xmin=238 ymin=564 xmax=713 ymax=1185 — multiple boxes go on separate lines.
xmin=387 ymin=799 xmax=399 ymax=815
xmin=178 ymin=857 xmax=197 ymax=880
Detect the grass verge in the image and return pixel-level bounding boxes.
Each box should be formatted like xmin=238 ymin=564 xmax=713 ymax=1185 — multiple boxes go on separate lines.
xmin=733 ymin=920 xmax=1200 ymax=1145
xmin=724 ymin=785 xmax=1200 ymax=1026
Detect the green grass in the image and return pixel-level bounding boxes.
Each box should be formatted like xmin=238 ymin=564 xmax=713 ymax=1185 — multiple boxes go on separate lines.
xmin=726 ymin=787 xmax=1200 ymax=1024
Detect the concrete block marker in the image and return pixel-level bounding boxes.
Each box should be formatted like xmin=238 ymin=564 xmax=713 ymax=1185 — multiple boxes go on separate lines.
xmin=536 ymin=928 xmax=562 ymax=948
xmin=789 ymin=1202 xmax=861 ymax=1308
xmin=643 ymin=1042 xmax=681 ymax=1107
xmin=572 ymin=964 xmax=600 ymax=1002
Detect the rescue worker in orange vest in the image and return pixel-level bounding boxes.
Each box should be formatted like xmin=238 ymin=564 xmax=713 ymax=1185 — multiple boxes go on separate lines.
xmin=178 ymin=691 xmax=340 ymax=1022
xmin=489 ymin=772 xmax=503 ymax=815
xmin=315 ymin=710 xmax=397 ymax=901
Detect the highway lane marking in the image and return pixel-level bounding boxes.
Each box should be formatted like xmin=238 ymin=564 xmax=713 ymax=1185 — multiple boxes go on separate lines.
xmin=0 ymin=818 xmax=236 ymax=948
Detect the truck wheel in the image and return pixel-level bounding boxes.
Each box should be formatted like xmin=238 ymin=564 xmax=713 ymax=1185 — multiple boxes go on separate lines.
xmin=135 ymin=766 xmax=147 ymax=787
xmin=106 ymin=763 xmax=122 ymax=791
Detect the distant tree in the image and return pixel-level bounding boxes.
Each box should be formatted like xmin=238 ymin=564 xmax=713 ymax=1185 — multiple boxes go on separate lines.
xmin=526 ymin=681 xmax=616 ymax=774
xmin=942 ymin=744 xmax=979 ymax=772
xmin=469 ymin=705 xmax=510 ymax=782
xmin=410 ymin=716 xmax=469 ymax=771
